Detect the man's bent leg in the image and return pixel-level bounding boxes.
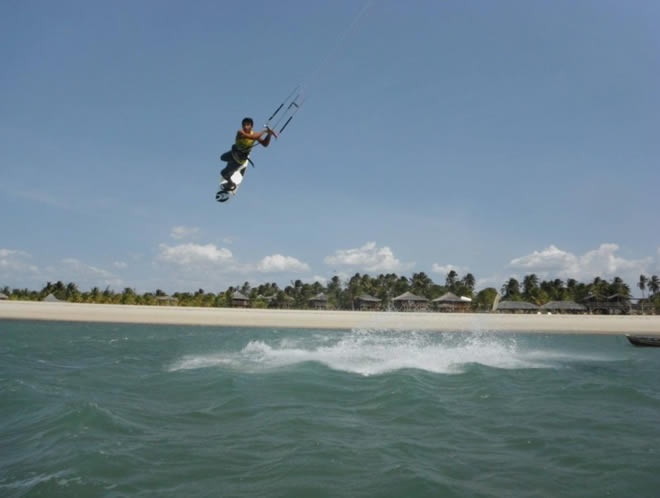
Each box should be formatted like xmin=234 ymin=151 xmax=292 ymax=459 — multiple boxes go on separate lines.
xmin=221 ymin=160 xmax=241 ymax=190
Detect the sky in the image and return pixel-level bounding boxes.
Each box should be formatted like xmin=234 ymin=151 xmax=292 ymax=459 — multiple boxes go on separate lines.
xmin=1 ymin=0 xmax=659 ymax=295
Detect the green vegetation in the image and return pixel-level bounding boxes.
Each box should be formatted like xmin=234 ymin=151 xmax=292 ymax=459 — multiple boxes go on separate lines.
xmin=3 ymin=272 xmax=659 ymax=313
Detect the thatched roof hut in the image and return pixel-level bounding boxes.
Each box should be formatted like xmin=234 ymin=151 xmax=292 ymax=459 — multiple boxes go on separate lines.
xmin=0 ymin=292 xmax=8 ymax=300
xmin=580 ymin=293 xmax=631 ymax=314
xmin=356 ymin=293 xmax=381 ymax=310
xmin=42 ymin=293 xmax=63 ymax=302
xmin=496 ymin=300 xmax=539 ymax=313
xmin=541 ymin=301 xmax=586 ymax=313
xmin=433 ymin=292 xmax=461 ymax=303
xmin=156 ymin=295 xmax=178 ymax=306
xmin=392 ymin=291 xmax=428 ymax=311
xmin=308 ymin=293 xmax=329 ymax=309
xmin=231 ymin=291 xmax=249 ymax=307
xmin=432 ymin=292 xmax=471 ymax=312
xmin=262 ymin=294 xmax=294 ymax=309
xmin=607 ymin=294 xmax=631 ymax=302
xmin=393 ymin=291 xmax=428 ymax=302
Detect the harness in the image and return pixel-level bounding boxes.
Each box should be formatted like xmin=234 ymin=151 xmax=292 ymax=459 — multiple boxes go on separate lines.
xmin=231 ymin=144 xmax=255 ymax=167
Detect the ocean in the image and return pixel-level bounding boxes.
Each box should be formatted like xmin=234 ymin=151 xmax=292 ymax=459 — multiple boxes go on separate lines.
xmin=1 ymin=320 xmax=659 ymax=497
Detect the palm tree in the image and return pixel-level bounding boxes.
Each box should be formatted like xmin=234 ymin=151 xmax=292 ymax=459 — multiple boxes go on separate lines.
xmin=462 ymin=273 xmax=476 ymax=294
xmin=638 ymin=275 xmax=648 ymax=299
xmin=377 ymin=273 xmax=399 ymax=309
xmin=393 ymin=275 xmax=410 ymax=296
xmin=65 ymin=282 xmax=80 ymax=302
xmin=648 ymin=275 xmax=660 ymax=296
xmin=347 ymin=273 xmax=363 ymax=310
xmin=411 ymin=272 xmax=432 ymax=297
xmin=590 ymin=277 xmax=608 ymax=300
xmin=609 ymin=276 xmax=630 ymax=297
xmin=121 ymin=287 xmax=137 ymax=305
xmin=445 ymin=270 xmax=458 ymax=290
xmin=501 ymin=278 xmax=521 ymax=299
xmin=327 ymin=276 xmax=342 ymax=308
xmin=90 ymin=286 xmax=101 ymax=303
xmin=522 ymin=274 xmax=539 ymax=296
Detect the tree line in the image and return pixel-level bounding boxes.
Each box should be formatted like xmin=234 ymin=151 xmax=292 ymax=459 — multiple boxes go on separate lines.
xmin=3 ymin=271 xmax=659 ymax=312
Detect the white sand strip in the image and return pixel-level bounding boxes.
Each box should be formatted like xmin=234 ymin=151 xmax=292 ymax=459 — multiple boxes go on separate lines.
xmin=1 ymin=301 xmax=659 ymax=334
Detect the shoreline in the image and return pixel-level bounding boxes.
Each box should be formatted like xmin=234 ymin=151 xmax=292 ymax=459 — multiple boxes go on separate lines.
xmin=1 ymin=301 xmax=659 ymax=334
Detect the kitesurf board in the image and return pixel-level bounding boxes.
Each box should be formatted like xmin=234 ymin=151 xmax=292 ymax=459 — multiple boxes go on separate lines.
xmin=216 ymin=162 xmax=248 ymax=203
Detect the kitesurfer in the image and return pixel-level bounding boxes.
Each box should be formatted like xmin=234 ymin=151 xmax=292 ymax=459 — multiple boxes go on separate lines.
xmin=220 ymin=118 xmax=276 ymax=190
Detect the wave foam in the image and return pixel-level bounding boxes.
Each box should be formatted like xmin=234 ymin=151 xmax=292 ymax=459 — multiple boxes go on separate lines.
xmin=169 ymin=330 xmax=556 ymax=376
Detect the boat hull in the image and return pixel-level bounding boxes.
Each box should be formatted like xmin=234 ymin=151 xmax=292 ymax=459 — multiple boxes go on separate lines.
xmin=627 ymin=335 xmax=660 ymax=347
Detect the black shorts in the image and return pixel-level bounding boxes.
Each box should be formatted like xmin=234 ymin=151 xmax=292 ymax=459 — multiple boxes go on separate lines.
xmin=220 ymin=150 xmax=245 ymax=179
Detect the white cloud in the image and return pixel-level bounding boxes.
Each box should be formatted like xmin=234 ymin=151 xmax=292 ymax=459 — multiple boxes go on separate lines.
xmin=510 ymin=245 xmax=578 ymax=273
xmin=58 ymin=258 xmax=123 ymax=288
xmin=61 ymin=258 xmax=114 ymax=277
xmin=157 ymin=243 xmax=233 ymax=266
xmin=257 ymin=254 xmax=310 ymax=273
xmin=324 ymin=242 xmax=414 ymax=273
xmin=431 ymin=263 xmax=464 ymax=275
xmin=1 ymin=249 xmax=125 ymax=289
xmin=113 ymin=261 xmax=128 ymax=269
xmin=12 ymin=189 xmax=68 ymax=209
xmin=0 ymin=249 xmax=39 ymax=274
xmin=170 ymin=226 xmax=200 ymax=240
xmin=509 ymin=243 xmax=653 ymax=281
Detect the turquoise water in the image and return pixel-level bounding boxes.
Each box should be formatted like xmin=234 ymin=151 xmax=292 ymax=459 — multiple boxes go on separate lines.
xmin=1 ymin=320 xmax=659 ymax=497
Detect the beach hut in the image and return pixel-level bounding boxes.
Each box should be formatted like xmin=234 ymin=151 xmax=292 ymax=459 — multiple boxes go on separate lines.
xmin=308 ymin=293 xmax=329 ymax=310
xmin=580 ymin=293 xmax=631 ymax=315
xmin=580 ymin=293 xmax=603 ymax=314
xmin=0 ymin=292 xmax=8 ymax=300
xmin=495 ymin=300 xmax=539 ymax=313
xmin=42 ymin=293 xmax=63 ymax=303
xmin=231 ymin=291 xmax=249 ymax=308
xmin=432 ymin=292 xmax=471 ymax=312
xmin=275 ymin=294 xmax=295 ymax=309
xmin=355 ymin=294 xmax=381 ymax=311
xmin=540 ymin=301 xmax=586 ymax=314
xmin=392 ymin=291 xmax=429 ymax=311
xmin=156 ymin=295 xmax=178 ymax=306
xmin=607 ymin=294 xmax=632 ymax=314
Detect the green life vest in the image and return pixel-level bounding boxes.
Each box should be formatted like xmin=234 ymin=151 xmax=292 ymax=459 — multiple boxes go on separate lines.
xmin=232 ymin=133 xmax=255 ymax=164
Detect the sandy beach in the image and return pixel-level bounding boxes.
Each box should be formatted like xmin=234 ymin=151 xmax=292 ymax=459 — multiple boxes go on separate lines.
xmin=1 ymin=300 xmax=659 ymax=334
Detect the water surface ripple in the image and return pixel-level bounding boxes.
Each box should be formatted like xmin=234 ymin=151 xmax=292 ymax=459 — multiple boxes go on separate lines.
xmin=1 ymin=320 xmax=659 ymax=497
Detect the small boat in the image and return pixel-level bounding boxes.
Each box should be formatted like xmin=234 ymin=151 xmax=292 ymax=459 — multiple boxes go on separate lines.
xmin=626 ymin=335 xmax=660 ymax=347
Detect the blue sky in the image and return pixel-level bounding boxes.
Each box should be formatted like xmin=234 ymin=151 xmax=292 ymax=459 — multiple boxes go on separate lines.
xmin=1 ymin=0 xmax=659 ymax=294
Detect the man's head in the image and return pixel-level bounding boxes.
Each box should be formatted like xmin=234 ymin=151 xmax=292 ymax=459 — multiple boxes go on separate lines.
xmin=242 ymin=117 xmax=254 ymax=132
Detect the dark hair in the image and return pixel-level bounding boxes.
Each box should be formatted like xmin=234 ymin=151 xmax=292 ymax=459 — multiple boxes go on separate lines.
xmin=242 ymin=117 xmax=254 ymax=126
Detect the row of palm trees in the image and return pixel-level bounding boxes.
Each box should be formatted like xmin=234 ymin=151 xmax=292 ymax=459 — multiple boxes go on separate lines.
xmin=3 ymin=271 xmax=659 ymax=311
xmin=638 ymin=275 xmax=660 ymax=299
xmin=499 ymin=275 xmax=658 ymax=304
